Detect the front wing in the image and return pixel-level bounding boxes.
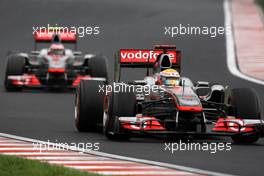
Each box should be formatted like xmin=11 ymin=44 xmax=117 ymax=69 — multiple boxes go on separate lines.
xmin=118 ymin=116 xmax=264 ymax=138
xmin=6 ymin=74 xmax=105 ymax=89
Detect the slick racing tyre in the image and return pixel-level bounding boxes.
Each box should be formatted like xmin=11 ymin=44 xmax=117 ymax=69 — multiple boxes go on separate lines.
xmin=75 ymin=80 xmax=105 ymax=132
xmin=229 ymin=88 xmax=261 ymax=143
xmin=230 ymin=88 xmax=261 ymax=119
xmin=5 ymin=55 xmax=26 ymax=91
xmin=104 ymin=91 xmax=136 ymax=141
xmin=89 ymin=56 xmax=108 ymax=82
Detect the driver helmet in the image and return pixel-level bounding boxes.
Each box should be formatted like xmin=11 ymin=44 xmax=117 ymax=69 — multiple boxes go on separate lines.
xmin=159 ymin=69 xmax=180 ymax=87
xmin=48 ymin=44 xmax=65 ymax=55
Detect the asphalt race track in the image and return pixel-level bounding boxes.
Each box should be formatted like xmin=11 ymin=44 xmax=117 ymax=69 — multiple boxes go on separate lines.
xmin=0 ymin=0 xmax=263 ymax=175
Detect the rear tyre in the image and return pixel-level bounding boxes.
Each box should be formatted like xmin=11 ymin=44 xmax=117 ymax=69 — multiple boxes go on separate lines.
xmin=104 ymin=91 xmax=136 ymax=141
xmin=89 ymin=56 xmax=108 ymax=82
xmin=5 ymin=56 xmax=26 ymax=91
xmin=229 ymin=88 xmax=261 ymax=143
xmin=75 ymin=80 xmax=105 ymax=132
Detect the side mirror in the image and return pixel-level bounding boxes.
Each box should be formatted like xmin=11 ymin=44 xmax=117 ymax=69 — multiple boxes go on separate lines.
xmin=195 ymin=81 xmax=209 ymax=87
xmin=195 ymin=81 xmax=211 ymax=97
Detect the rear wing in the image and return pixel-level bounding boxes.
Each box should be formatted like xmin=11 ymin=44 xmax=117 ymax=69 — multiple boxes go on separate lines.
xmin=114 ymin=45 xmax=181 ymax=82
xmin=33 ymin=29 xmax=77 ymax=50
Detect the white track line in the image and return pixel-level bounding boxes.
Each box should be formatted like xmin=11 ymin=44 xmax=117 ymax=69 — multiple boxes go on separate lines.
xmin=2 ymin=152 xmax=89 ymax=156
xmin=0 ymin=133 xmax=234 ymax=176
xmin=25 ymin=156 xmax=111 ymax=160
xmin=67 ymin=166 xmax=163 ymax=169
xmin=48 ymin=160 xmax=133 ymax=164
xmin=224 ymin=0 xmax=264 ymax=85
xmin=0 ymin=148 xmax=44 ymax=150
xmin=0 ymin=139 xmax=28 ymax=142
xmin=0 ymin=144 xmax=33 ymax=146
xmin=94 ymin=171 xmax=195 ymax=175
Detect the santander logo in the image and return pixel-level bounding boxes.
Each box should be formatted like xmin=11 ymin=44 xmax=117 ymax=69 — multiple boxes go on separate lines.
xmin=120 ymin=49 xmax=177 ymax=63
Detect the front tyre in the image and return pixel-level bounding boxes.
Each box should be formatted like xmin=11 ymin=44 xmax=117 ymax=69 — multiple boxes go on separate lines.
xmin=229 ymin=88 xmax=261 ymax=144
xmin=104 ymin=91 xmax=136 ymax=141
xmin=75 ymin=80 xmax=105 ymax=132
xmin=5 ymin=55 xmax=26 ymax=91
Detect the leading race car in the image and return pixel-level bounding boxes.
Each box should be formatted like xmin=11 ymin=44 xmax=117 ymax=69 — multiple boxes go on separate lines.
xmin=75 ymin=45 xmax=264 ymax=143
xmin=4 ymin=29 xmax=108 ymax=91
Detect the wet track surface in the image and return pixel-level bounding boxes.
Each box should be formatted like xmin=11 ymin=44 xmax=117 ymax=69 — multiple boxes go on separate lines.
xmin=0 ymin=0 xmax=263 ymax=175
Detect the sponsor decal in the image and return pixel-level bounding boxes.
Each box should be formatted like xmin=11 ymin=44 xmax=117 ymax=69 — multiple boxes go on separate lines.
xmin=120 ymin=49 xmax=177 ymax=63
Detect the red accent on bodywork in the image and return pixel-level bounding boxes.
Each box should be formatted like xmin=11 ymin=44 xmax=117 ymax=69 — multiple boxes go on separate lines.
xmin=121 ymin=116 xmax=165 ymax=131
xmin=34 ymin=30 xmax=77 ymax=43
xmin=72 ymin=75 xmax=91 ymax=87
xmin=212 ymin=118 xmax=254 ymax=133
xmin=48 ymin=68 xmax=65 ymax=73
xmin=177 ymin=106 xmax=203 ymax=112
xmin=10 ymin=74 xmax=41 ymax=86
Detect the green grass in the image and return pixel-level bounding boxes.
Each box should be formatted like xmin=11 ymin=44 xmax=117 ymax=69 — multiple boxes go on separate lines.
xmin=0 ymin=154 xmax=102 ymax=176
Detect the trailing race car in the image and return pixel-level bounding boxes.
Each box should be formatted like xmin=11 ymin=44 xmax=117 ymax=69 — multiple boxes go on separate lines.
xmin=75 ymin=45 xmax=264 ymax=143
xmin=4 ymin=29 xmax=108 ymax=91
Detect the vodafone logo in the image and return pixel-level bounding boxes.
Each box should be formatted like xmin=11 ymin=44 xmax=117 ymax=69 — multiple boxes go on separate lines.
xmin=120 ymin=49 xmax=177 ymax=63
xmin=121 ymin=50 xmax=160 ymax=60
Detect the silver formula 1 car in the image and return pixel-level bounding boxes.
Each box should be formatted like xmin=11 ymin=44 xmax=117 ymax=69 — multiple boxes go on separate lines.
xmin=75 ymin=45 xmax=264 ymax=143
xmin=4 ymin=30 xmax=108 ymax=91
